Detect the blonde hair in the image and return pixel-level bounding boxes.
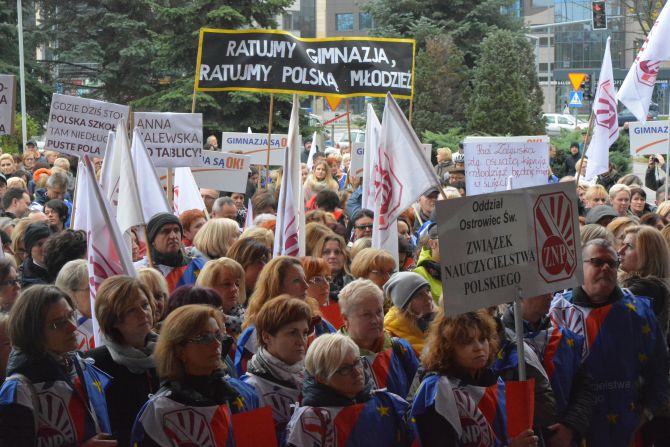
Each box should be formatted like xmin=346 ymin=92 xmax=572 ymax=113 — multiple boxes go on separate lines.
xmin=193 ymin=218 xmax=240 ymax=259
xmin=305 ymin=333 xmax=360 ymax=381
xmin=585 ymin=184 xmax=608 ymax=202
xmin=657 ymin=200 xmax=670 ymax=219
xmin=6 ymin=177 xmax=26 ymax=191
xmin=53 ymin=158 xmax=71 ymax=171
xmin=155 ymin=304 xmax=224 ymax=381
xmin=239 ymin=226 xmax=273 ymax=249
xmin=305 ymin=222 xmax=334 ymax=256
xmin=338 ymin=278 xmax=383 ymax=317
xmin=243 ymin=256 xmax=304 ymax=329
xmin=350 ymin=248 xmax=395 ymax=278
xmin=0 ymin=154 xmax=14 ymax=165
xmin=137 ymin=267 xmax=169 ymax=300
xmin=623 ymin=225 xmax=670 ymax=277
xmin=349 ymin=237 xmax=372 ymax=259
xmin=609 ymin=183 xmax=631 ymax=200
xmin=195 ymin=257 xmax=246 ymax=304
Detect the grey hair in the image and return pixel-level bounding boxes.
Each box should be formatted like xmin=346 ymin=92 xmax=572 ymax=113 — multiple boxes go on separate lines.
xmin=338 ymin=278 xmax=382 ymax=317
xmin=55 ymin=259 xmax=88 ymax=292
xmin=305 ymin=333 xmax=360 ymax=381
xmin=582 ymin=238 xmax=617 ymax=259
xmin=46 ymin=171 xmax=68 ymax=189
xmin=212 ymin=196 xmax=235 ymax=213
xmin=608 ymin=183 xmax=631 ymax=200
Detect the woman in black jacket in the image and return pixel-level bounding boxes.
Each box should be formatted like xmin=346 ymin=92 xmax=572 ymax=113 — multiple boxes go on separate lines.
xmin=85 ymin=276 xmax=160 ymax=447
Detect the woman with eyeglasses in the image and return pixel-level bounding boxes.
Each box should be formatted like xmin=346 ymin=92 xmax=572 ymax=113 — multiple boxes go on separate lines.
xmin=338 ymin=279 xmax=419 ymax=398
xmin=0 ymin=257 xmax=20 ymax=313
xmin=236 ymin=256 xmax=336 ymax=375
xmin=350 ymin=247 xmax=396 ymax=312
xmin=411 ymin=310 xmax=538 ymax=447
xmin=55 ymin=259 xmax=94 ymax=351
xmin=84 ymin=276 xmax=160 ymax=447
xmin=286 ymin=333 xmax=410 ymax=447
xmin=131 ymin=304 xmax=258 ymax=447
xmin=618 ymin=225 xmax=670 ymax=339
xmin=227 ymin=236 xmax=272 ymax=299
xmin=314 ymin=233 xmax=353 ymax=303
xmin=195 ymin=258 xmax=247 ymax=336
xmin=301 ymin=256 xmax=332 ymax=307
xmin=137 ymin=267 xmax=169 ymax=328
xmin=0 ymin=285 xmax=116 ymax=447
xmin=243 ymin=296 xmax=313 ymax=446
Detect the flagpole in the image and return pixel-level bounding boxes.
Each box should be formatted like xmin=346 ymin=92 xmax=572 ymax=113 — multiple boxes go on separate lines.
xmin=346 ymin=98 xmax=352 ymax=155
xmin=70 ymin=164 xmax=80 ymax=227
xmin=265 ymin=94 xmax=275 ymax=190
xmin=574 ymin=111 xmax=595 ymax=185
xmin=409 ymin=97 xmax=414 ymax=125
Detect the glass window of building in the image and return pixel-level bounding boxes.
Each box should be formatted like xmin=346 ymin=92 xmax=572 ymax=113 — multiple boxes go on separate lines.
xmin=336 ymin=13 xmax=354 ymax=31
xmin=359 ymin=12 xmax=373 ymax=30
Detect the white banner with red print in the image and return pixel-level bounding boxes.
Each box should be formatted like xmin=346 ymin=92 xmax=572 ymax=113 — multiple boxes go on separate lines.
xmin=436 ymin=182 xmax=583 ymax=316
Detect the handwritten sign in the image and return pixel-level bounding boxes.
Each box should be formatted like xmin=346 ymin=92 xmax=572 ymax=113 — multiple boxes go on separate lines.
xmin=221 ymin=132 xmax=290 ymax=165
xmin=463 ymin=136 xmax=549 ymax=196
xmin=45 ymin=93 xmax=129 ymax=157
xmin=436 ymin=182 xmax=582 ymax=316
xmin=134 ymin=112 xmax=203 ymax=167
xmin=0 ymin=75 xmax=16 ymax=136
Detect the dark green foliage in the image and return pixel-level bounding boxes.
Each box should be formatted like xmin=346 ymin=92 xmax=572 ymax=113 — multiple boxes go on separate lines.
xmin=466 ymin=29 xmax=544 ymax=136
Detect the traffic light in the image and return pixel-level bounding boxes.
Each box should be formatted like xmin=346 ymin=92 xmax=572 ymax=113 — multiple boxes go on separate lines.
xmin=583 ymin=74 xmax=592 ymax=100
xmin=592 ymin=1 xmax=607 ymax=30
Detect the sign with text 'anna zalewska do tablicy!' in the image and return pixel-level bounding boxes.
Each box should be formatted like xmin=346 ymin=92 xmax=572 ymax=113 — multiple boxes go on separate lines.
xmin=134 ymin=112 xmax=203 ymax=168
xmin=195 ymin=29 xmax=415 ymax=98
xmin=436 ymin=182 xmax=583 ymax=316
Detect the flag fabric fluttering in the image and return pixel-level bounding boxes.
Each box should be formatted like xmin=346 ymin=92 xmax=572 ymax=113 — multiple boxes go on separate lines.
xmin=306 ymin=131 xmax=318 ymax=170
xmin=73 ymin=156 xmax=136 ymax=346
xmin=244 ymin=198 xmax=254 ymax=230
xmin=371 ymin=93 xmax=441 ymax=265
xmin=174 ymin=167 xmax=207 ymax=216
xmin=273 ymin=95 xmax=305 ymax=257
xmin=130 ymin=129 xmax=171 ymax=221
xmin=362 ymin=103 xmax=382 ymax=211
xmin=585 ymin=37 xmax=618 ymax=181
xmin=616 ymin=1 xmax=670 ymax=121
xmin=99 ymin=129 xmax=117 ymax=208
xmin=116 ymin=127 xmax=145 ymax=236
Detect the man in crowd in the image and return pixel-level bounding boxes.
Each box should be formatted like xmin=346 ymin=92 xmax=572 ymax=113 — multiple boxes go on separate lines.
xmin=550 ymin=239 xmax=668 ymax=447
xmin=206 ymin=135 xmax=219 ymax=150
xmin=411 ymin=187 xmax=439 ymax=233
xmin=564 ymin=142 xmax=581 ymax=176
xmin=1 ymin=188 xmax=31 ymax=219
xmin=134 ymin=212 xmax=200 ymax=292
xmin=212 ymin=196 xmax=239 ymax=220
xmin=200 ymin=188 xmax=219 ymax=214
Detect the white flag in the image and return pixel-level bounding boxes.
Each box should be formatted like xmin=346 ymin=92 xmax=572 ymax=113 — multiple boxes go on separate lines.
xmin=372 ymin=93 xmax=441 ymax=264
xmin=273 ymin=95 xmax=305 ymax=257
xmin=73 ymin=156 xmax=136 ymax=346
xmin=586 ymin=37 xmax=618 ymax=181
xmin=116 ymin=128 xmax=145 ymax=236
xmin=130 ymin=129 xmax=171 ymax=221
xmin=99 ymin=129 xmax=116 ymax=202
xmin=362 ymin=104 xmax=382 ymax=210
xmin=617 ymin=2 xmax=670 ymax=121
xmin=306 ymin=131 xmax=318 ymax=170
xmin=174 ymin=167 xmax=207 ymax=216
xmin=244 ymin=198 xmax=254 ymax=230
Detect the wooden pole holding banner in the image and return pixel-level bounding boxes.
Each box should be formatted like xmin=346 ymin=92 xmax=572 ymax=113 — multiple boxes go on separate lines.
xmin=345 ymin=98 xmax=353 ymax=156
xmin=70 ymin=165 xmax=80 ymax=227
xmin=265 ymin=94 xmax=275 ymax=190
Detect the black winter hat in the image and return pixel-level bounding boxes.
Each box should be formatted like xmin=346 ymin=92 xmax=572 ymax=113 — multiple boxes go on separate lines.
xmin=23 ymin=222 xmax=50 ymax=255
xmin=147 ymin=212 xmax=182 ymax=244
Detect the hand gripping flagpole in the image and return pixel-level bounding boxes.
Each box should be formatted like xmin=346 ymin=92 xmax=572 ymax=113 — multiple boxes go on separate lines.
xmin=507 ymin=175 xmax=527 ymax=381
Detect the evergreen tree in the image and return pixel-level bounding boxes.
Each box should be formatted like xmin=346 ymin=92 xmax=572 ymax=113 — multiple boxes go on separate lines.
xmin=467 ymin=29 xmax=544 ymax=135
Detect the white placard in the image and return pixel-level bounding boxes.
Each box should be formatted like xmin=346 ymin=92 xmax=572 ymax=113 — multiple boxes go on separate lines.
xmin=192 ymin=150 xmax=250 ymax=193
xmin=134 ymin=112 xmax=203 ymax=167
xmin=464 ymin=135 xmax=549 ymax=195
xmin=45 ymin=93 xmax=129 ymax=157
xmin=437 ymin=182 xmax=582 ymax=316
xmin=0 ymin=75 xmax=16 ymax=136
xmin=628 ymin=120 xmax=669 ymax=156
xmin=350 ymin=142 xmax=366 ymax=177
xmin=221 ymin=132 xmax=290 ymax=165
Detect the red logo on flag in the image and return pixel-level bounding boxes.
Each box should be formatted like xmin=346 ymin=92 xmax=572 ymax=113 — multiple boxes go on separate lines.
xmin=636 ymin=60 xmax=661 ymax=87
xmin=37 ymin=391 xmax=76 ymax=445
xmin=533 ymin=192 xmax=578 ymax=283
xmin=373 ymin=146 xmax=403 ymax=230
xmin=163 ymin=408 xmax=216 ymax=446
xmin=594 ymin=80 xmax=618 ymax=139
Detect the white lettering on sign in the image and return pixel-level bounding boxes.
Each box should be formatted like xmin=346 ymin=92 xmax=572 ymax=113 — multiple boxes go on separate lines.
xmin=0 ymin=75 xmax=17 ymax=136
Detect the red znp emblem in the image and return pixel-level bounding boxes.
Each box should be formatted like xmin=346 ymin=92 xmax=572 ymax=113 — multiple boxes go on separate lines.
xmin=373 ymin=145 xmax=403 ymax=230
xmin=534 ymin=192 xmax=578 ymax=283
xmin=636 ymin=60 xmax=660 ymax=87
xmin=594 ymin=80 xmax=618 ymax=139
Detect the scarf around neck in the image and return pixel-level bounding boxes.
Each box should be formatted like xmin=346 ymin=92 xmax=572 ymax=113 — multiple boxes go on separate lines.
xmin=247 ymin=346 xmax=304 ymax=390
xmin=104 ymin=334 xmax=156 ymax=374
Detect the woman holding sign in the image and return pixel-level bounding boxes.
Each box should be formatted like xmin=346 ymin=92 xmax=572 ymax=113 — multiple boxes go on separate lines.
xmin=410 ymin=310 xmax=538 ymax=447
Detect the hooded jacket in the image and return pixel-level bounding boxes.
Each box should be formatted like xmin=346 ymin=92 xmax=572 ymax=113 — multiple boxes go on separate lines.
xmin=384 ymin=306 xmax=429 ymax=355
xmin=413 ymin=247 xmax=442 ymax=304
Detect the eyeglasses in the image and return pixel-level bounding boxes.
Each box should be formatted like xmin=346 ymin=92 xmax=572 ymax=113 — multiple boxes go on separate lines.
xmin=355 ymin=224 xmax=373 ymax=230
xmin=47 ymin=310 xmax=77 ymax=331
xmin=0 ymin=279 xmax=19 ymax=287
xmin=583 ymin=257 xmax=620 ymax=269
xmin=186 ymin=332 xmax=226 ymax=345
xmin=334 ymin=357 xmax=364 ymax=376
xmin=308 ymin=276 xmax=332 ymax=285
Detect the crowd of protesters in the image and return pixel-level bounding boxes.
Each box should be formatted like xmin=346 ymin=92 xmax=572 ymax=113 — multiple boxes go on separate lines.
xmin=0 ymin=137 xmax=666 ymax=447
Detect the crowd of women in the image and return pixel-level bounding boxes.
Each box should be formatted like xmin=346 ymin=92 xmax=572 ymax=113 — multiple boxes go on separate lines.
xmin=0 ymin=143 xmax=666 ymax=446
